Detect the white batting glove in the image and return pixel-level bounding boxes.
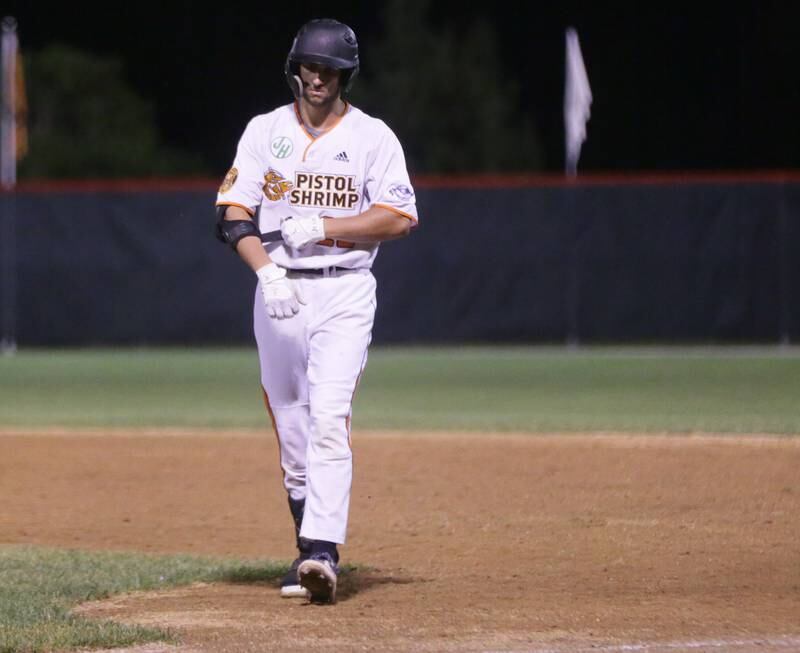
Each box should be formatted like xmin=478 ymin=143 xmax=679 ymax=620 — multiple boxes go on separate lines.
xmin=281 ymin=215 xmax=326 ymax=249
xmin=255 ymin=263 xmax=306 ymax=319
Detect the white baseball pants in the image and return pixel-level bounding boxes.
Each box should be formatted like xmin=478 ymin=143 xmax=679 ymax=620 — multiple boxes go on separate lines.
xmin=254 ymin=268 xmax=376 ymax=544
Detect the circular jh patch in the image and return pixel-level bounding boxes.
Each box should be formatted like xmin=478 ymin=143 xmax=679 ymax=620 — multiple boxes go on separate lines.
xmin=271 ymin=136 xmax=294 ymax=159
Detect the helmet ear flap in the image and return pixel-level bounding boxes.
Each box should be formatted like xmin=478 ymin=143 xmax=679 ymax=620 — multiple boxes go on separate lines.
xmin=284 ymin=57 xmax=303 ymax=98
xmin=290 ymin=74 xmax=303 ymax=97
xmin=341 ymin=64 xmax=358 ymax=94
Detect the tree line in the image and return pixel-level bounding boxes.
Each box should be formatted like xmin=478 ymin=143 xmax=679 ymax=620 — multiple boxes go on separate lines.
xmin=15 ymin=2 xmax=544 ymax=179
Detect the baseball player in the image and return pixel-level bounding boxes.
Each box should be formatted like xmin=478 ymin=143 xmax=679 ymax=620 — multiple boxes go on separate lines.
xmin=215 ymin=18 xmax=418 ymax=604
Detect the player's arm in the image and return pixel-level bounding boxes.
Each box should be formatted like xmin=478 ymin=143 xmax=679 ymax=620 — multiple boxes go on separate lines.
xmin=280 ymin=206 xmax=412 ymax=249
xmin=220 ymin=204 xmax=273 ymax=272
xmin=321 ymin=206 xmax=413 ymax=242
xmin=216 ymin=204 xmax=304 ymax=319
xmin=215 ymin=117 xmax=282 ymax=273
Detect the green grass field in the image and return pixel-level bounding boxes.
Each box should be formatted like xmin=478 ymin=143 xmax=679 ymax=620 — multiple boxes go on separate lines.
xmin=0 ymin=546 xmax=283 ymax=653
xmin=1 ymin=345 xmax=798 ymax=433
xmin=1 ymin=345 xmax=798 ymax=651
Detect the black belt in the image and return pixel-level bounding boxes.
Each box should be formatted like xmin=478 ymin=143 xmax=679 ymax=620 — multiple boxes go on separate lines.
xmin=287 ymin=266 xmax=357 ymax=276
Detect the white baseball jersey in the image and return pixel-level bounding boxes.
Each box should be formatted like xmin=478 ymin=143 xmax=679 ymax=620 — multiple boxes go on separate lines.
xmin=217 ymin=101 xmax=417 ymax=547
xmin=216 ymin=102 xmax=418 ymax=269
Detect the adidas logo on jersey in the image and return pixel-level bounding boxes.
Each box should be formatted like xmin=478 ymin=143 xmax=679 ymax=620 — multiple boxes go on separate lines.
xmin=334 ymin=151 xmax=350 ymax=162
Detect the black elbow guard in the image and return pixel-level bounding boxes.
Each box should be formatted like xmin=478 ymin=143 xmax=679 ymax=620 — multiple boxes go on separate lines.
xmin=215 ymin=206 xmax=261 ymax=250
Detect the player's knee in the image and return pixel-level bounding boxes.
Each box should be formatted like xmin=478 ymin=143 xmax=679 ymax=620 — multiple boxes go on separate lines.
xmin=311 ymin=416 xmax=351 ymax=460
xmin=283 ymin=462 xmax=306 ymax=486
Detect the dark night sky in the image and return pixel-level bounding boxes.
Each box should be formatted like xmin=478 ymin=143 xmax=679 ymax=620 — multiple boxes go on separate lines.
xmin=5 ymin=1 xmax=799 ymax=174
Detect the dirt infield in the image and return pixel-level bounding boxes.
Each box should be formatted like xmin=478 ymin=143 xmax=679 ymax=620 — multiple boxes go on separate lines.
xmin=1 ymin=429 xmax=799 ymax=652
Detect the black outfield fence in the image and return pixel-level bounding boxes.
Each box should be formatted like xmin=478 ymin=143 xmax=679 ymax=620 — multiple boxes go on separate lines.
xmin=1 ymin=173 xmax=798 ymax=345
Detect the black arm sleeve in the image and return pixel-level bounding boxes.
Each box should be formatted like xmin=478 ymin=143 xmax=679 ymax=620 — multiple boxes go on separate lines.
xmin=215 ymin=206 xmax=261 ymax=250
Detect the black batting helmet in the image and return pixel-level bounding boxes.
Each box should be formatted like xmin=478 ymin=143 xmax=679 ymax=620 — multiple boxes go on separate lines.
xmin=285 ymin=19 xmax=360 ymax=97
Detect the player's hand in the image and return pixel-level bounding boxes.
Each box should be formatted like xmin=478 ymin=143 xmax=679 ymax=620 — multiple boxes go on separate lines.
xmin=281 ymin=215 xmax=326 ymax=249
xmin=255 ymin=263 xmax=306 ymax=319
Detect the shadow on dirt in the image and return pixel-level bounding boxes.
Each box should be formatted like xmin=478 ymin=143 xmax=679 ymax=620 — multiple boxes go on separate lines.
xmin=336 ymin=568 xmax=419 ymax=601
xmin=218 ymin=562 xmax=419 ymax=603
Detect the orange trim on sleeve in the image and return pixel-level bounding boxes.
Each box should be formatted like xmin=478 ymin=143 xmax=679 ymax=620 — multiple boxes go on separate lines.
xmin=373 ymin=203 xmax=418 ymax=223
xmin=216 ymin=201 xmax=256 ymax=217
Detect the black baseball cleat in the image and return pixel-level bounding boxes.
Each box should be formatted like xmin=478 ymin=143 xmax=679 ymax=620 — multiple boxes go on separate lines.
xmin=280 ymin=554 xmax=311 ymax=598
xmin=297 ymin=552 xmax=339 ymax=604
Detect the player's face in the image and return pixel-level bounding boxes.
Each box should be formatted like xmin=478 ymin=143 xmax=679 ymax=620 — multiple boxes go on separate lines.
xmin=298 ymin=63 xmax=342 ymax=107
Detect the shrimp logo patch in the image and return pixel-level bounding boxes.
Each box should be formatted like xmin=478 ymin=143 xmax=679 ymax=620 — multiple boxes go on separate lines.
xmin=218 ymin=167 xmax=238 ymax=193
xmin=262 ymin=168 xmax=294 ymax=201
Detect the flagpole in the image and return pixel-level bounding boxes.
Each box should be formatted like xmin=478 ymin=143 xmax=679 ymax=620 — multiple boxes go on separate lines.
xmin=1 ymin=16 xmax=18 ymax=355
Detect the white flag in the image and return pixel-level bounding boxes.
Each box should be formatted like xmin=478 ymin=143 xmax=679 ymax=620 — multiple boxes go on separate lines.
xmin=1 ymin=16 xmax=20 ymax=189
xmin=564 ymin=27 xmax=592 ymax=176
